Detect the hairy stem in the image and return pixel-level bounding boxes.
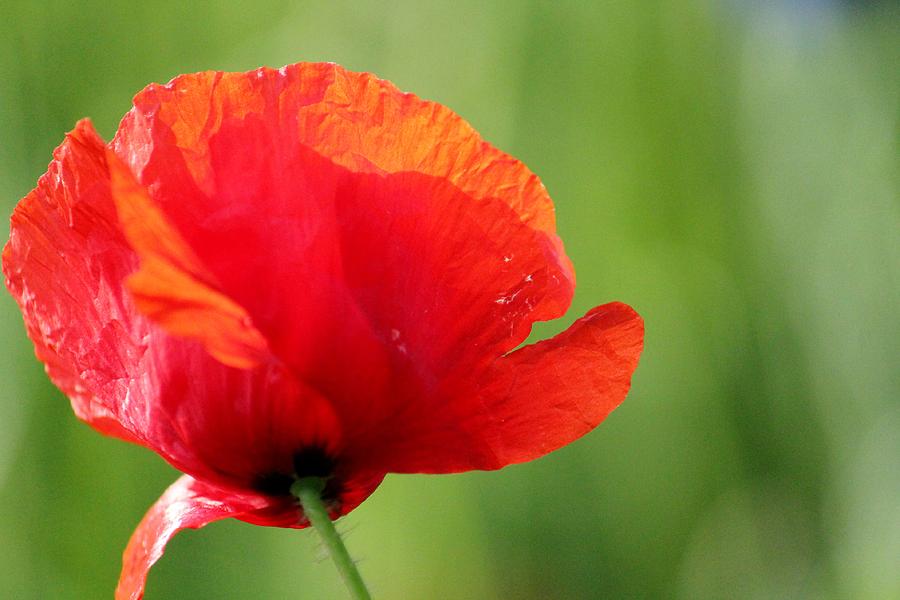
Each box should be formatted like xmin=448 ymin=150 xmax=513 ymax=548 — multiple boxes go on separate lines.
xmin=291 ymin=477 xmax=372 ymax=600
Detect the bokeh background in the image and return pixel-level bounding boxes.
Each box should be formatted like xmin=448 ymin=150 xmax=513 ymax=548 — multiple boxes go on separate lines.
xmin=1 ymin=1 xmax=897 ymax=598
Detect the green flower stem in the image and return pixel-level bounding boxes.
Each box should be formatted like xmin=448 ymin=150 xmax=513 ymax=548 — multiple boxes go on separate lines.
xmin=291 ymin=477 xmax=372 ymax=600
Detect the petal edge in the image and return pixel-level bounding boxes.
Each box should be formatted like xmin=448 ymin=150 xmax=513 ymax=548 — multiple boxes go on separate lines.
xmin=485 ymin=301 xmax=644 ymax=466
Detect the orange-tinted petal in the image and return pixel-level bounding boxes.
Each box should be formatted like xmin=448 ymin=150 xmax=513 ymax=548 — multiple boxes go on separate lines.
xmin=116 ymin=475 xmax=292 ymax=600
xmin=365 ymin=302 xmax=644 ymax=473
xmin=286 ymin=63 xmax=566 ymax=261
xmin=106 ymin=149 xmax=269 ymax=370
xmin=122 ymin=63 xmax=564 ymax=238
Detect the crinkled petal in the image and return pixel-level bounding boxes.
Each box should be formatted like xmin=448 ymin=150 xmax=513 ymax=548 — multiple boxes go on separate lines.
xmin=292 ymin=63 xmax=562 ymax=237
xmin=3 ymin=119 xmax=151 ymax=443
xmin=118 ymin=63 xmax=566 ymax=240
xmin=364 ymin=302 xmax=644 ymax=472
xmin=116 ymin=475 xmax=293 ymax=600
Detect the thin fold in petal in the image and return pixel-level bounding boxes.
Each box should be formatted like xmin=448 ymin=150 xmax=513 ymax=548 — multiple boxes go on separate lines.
xmin=2 ymin=120 xmax=343 ymax=491
xmin=117 ymin=475 xmax=294 ymax=600
xmin=106 ymin=150 xmax=270 ymax=370
xmin=367 ymin=302 xmax=644 ymax=473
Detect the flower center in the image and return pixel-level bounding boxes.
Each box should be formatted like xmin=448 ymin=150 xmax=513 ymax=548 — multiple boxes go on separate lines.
xmin=254 ymin=446 xmax=337 ymax=497
xmin=293 ymin=446 xmax=335 ymax=478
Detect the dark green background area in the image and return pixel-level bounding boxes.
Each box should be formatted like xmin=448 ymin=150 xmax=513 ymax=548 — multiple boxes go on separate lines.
xmin=1 ymin=2 xmax=897 ymax=598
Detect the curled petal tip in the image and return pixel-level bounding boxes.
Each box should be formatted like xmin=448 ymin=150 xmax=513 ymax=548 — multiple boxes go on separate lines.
xmin=116 ymin=476 xmax=287 ymax=600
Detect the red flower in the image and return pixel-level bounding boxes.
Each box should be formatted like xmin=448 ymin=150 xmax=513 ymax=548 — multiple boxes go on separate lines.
xmin=3 ymin=63 xmax=643 ymax=599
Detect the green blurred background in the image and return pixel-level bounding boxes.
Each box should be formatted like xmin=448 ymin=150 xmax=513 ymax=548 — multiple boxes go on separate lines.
xmin=1 ymin=1 xmax=897 ymax=598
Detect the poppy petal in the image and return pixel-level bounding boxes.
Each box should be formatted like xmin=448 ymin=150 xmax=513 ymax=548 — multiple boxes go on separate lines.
xmin=116 ymin=475 xmax=290 ymax=600
xmin=326 ymin=168 xmax=576 ymax=454
xmin=481 ymin=301 xmax=644 ymax=466
xmin=365 ymin=302 xmax=644 ymax=472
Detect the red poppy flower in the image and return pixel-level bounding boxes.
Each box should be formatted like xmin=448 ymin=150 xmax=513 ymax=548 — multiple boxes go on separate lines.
xmin=3 ymin=62 xmax=643 ymax=599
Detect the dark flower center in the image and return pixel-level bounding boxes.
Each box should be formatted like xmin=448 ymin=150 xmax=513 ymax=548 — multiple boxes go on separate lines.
xmin=254 ymin=472 xmax=295 ymax=496
xmin=293 ymin=446 xmax=335 ymax=478
xmin=254 ymin=446 xmax=338 ymax=498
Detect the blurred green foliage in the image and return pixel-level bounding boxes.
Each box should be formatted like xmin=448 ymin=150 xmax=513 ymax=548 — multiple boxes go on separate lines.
xmin=1 ymin=1 xmax=897 ymax=598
